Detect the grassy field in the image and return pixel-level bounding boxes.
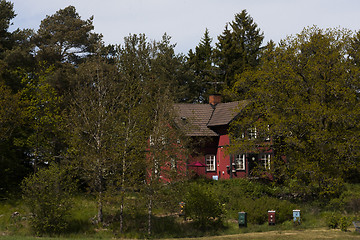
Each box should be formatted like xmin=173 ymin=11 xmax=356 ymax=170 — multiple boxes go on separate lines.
xmin=1 ymin=181 xmax=359 ymax=239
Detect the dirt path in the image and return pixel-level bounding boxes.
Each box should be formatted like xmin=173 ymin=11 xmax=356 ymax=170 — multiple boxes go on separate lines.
xmin=162 ymin=228 xmax=360 ymax=240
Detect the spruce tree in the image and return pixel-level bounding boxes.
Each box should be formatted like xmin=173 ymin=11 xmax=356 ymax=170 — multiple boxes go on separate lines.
xmin=215 ymin=10 xmax=264 ymax=92
xmin=187 ymin=28 xmax=217 ymax=102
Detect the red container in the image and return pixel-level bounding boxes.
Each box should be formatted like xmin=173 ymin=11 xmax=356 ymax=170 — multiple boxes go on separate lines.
xmin=268 ymin=210 xmax=276 ymax=225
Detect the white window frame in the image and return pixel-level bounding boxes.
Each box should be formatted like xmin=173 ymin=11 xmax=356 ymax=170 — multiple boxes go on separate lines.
xmin=235 ymin=154 xmax=246 ymax=171
xmin=248 ymin=127 xmax=257 ymax=139
xmin=205 ymin=154 xmax=216 ymax=172
xmin=260 ymin=154 xmax=271 ymax=170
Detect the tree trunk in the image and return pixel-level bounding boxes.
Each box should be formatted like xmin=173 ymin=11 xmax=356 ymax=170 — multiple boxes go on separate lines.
xmin=148 ymin=196 xmax=152 ymax=236
xmin=119 ymin=193 xmax=124 ymax=232
xmin=97 ymin=176 xmax=103 ymax=223
xmin=98 ymin=193 xmax=103 ymax=223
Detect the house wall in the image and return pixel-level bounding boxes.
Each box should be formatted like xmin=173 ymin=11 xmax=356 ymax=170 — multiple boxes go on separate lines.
xmin=186 ymin=132 xmax=249 ymax=180
xmin=215 ymin=134 xmax=247 ymax=180
xmin=185 ymin=135 xmax=274 ymax=181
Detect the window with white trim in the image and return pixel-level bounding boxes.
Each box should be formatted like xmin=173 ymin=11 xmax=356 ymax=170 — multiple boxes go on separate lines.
xmin=265 ymin=125 xmax=270 ymax=141
xmin=248 ymin=127 xmax=257 ymax=139
xmin=154 ymin=159 xmax=160 ymax=175
xmin=260 ymin=154 xmax=271 ymax=170
xmin=235 ymin=154 xmax=246 ymax=170
xmin=205 ymin=155 xmax=216 ymax=171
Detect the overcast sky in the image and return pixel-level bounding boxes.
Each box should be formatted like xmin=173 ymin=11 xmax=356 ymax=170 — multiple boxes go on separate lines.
xmin=8 ymin=0 xmax=360 ymax=54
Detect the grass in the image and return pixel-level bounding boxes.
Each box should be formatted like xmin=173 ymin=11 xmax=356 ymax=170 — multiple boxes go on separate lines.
xmin=0 ymin=228 xmax=359 ymax=240
xmin=1 ymin=181 xmax=360 ymax=239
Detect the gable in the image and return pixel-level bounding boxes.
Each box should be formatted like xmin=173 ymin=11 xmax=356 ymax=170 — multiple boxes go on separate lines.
xmin=174 ymin=99 xmax=249 ymax=136
xmin=174 ymin=104 xmax=218 ymax=136
xmin=207 ymin=100 xmax=249 ymax=127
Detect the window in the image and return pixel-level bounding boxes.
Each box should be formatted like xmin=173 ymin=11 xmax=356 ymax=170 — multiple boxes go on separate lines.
xmin=235 ymin=154 xmax=246 ymax=170
xmin=263 ymin=125 xmax=270 ymax=141
xmin=154 ymin=159 xmax=160 ymax=175
xmin=260 ymin=154 xmax=271 ymax=170
xmin=248 ymin=127 xmax=257 ymax=139
xmin=170 ymin=158 xmax=176 ymax=170
xmin=149 ymin=135 xmax=166 ymax=146
xmin=206 ymin=155 xmax=216 ymax=171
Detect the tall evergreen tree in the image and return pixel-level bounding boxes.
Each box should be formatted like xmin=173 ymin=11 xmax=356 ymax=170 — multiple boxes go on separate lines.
xmin=34 ymin=5 xmax=102 ymax=66
xmin=0 ymin=0 xmax=15 ymax=52
xmin=33 ymin=6 xmax=104 ymax=98
xmin=187 ymin=28 xmax=217 ymax=102
xmin=150 ymin=33 xmax=192 ymax=102
xmin=215 ymin=10 xmax=264 ymax=93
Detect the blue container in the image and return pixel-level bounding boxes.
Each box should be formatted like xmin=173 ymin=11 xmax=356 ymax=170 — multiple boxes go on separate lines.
xmin=293 ymin=210 xmax=300 ymax=224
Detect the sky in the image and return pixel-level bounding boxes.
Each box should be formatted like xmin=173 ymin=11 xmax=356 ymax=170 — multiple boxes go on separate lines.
xmin=8 ymin=0 xmax=360 ymax=54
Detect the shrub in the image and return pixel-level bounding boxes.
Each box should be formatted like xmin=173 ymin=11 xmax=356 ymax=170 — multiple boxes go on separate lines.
xmin=184 ymin=183 xmax=225 ymax=229
xmin=21 ymin=164 xmax=76 ymax=235
xmin=339 ymin=216 xmax=351 ymax=232
xmin=325 ymin=212 xmax=340 ymax=229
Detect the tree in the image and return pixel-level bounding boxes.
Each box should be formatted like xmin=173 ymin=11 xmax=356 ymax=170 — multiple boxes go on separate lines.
xmin=34 ymin=5 xmax=101 ymax=66
xmin=0 ymin=0 xmax=15 ymax=52
xmin=145 ymin=85 xmax=188 ymax=236
xmin=17 ymin=65 xmax=63 ymax=172
xmin=114 ymin=35 xmax=153 ymax=233
xmin=33 ymin=6 xmax=104 ymax=98
xmin=0 ymin=0 xmax=35 ymax=92
xmin=150 ymin=33 xmax=192 ymax=103
xmin=0 ymin=81 xmax=31 ymax=195
xmin=230 ymin=26 xmax=360 ymax=198
xmin=66 ymin=58 xmax=121 ymax=223
xmin=187 ymin=28 xmax=218 ymax=102
xmin=215 ymin=10 xmax=264 ymax=93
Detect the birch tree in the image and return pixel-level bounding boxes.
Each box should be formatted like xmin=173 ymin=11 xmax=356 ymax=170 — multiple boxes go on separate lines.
xmin=67 ymin=58 xmax=120 ymax=223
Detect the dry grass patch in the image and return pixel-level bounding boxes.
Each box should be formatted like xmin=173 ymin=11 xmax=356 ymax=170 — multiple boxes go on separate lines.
xmin=163 ymin=228 xmax=360 ymax=240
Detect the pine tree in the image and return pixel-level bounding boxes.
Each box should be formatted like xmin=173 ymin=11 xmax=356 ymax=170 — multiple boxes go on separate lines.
xmin=187 ymin=28 xmax=217 ymax=102
xmin=215 ymin=10 xmax=264 ymax=92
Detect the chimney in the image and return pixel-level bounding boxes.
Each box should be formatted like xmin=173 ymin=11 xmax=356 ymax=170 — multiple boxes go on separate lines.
xmin=209 ymin=94 xmax=222 ymax=106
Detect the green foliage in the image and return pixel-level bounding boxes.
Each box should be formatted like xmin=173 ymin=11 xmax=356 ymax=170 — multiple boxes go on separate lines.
xmin=34 ymin=5 xmax=102 ymax=65
xmin=0 ymin=0 xmax=16 ymax=50
xmin=21 ymin=164 xmax=76 ymax=235
xmin=325 ymin=213 xmax=352 ymax=231
xmin=230 ymin=26 xmax=360 ymax=198
xmin=187 ymin=28 xmax=217 ymax=102
xmin=339 ymin=216 xmax=351 ymax=232
xmin=215 ymin=10 xmax=264 ymax=92
xmin=326 ymin=183 xmax=360 ymax=214
xmin=17 ymin=65 xmax=63 ymax=170
xmin=184 ymin=182 xmax=225 ymax=229
xmin=325 ymin=212 xmax=339 ymax=229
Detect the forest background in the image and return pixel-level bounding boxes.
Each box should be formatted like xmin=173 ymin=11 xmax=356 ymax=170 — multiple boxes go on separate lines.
xmin=1 ymin=0 xmax=360 ymax=237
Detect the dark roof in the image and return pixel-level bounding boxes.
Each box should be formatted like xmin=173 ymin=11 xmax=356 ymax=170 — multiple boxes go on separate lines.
xmin=207 ymin=100 xmax=249 ymax=127
xmin=174 ymin=104 xmax=218 ymax=136
xmin=174 ymin=100 xmax=248 ymax=136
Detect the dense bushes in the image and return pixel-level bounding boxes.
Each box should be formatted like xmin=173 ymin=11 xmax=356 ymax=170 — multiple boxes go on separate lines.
xmin=21 ymin=164 xmax=76 ymax=235
xmin=210 ymin=178 xmax=297 ymax=224
xmin=184 ymin=182 xmax=225 ymax=229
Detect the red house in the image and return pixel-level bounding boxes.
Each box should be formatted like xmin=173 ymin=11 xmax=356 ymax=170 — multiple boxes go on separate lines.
xmin=174 ymin=94 xmax=272 ymax=180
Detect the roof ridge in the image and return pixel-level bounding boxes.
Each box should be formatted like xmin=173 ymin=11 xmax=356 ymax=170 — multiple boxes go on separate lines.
xmin=206 ymin=104 xmax=217 ymax=127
